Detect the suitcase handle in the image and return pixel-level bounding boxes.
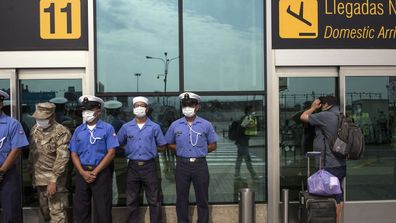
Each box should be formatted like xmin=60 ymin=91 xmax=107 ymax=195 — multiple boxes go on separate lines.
xmin=306 ymin=151 xmax=321 ymax=158
xmin=306 ymin=151 xmax=322 ymax=178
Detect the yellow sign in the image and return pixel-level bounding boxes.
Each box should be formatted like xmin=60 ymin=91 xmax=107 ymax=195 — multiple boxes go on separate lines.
xmin=279 ymin=0 xmax=318 ymax=39
xmin=40 ymin=0 xmax=81 ymax=39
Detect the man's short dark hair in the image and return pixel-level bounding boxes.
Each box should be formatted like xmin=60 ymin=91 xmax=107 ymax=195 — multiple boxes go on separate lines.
xmin=319 ymin=95 xmax=339 ymax=106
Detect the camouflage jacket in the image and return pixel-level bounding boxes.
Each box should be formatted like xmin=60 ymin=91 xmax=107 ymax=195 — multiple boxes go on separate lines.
xmin=28 ymin=122 xmax=71 ymax=187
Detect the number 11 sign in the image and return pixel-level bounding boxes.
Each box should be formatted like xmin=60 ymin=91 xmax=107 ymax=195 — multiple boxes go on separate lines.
xmin=40 ymin=0 xmax=81 ymax=39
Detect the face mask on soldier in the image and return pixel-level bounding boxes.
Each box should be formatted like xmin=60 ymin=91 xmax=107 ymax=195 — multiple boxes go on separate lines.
xmin=36 ymin=119 xmax=51 ymax=129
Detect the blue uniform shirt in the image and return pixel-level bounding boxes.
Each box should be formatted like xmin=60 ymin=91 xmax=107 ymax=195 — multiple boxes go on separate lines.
xmin=0 ymin=113 xmax=29 ymax=165
xmin=70 ymin=120 xmax=119 ymax=166
xmin=165 ymin=116 xmax=217 ymax=158
xmin=117 ymin=118 xmax=166 ymax=160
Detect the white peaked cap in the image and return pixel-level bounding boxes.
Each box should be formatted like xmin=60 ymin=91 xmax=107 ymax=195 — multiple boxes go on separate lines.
xmin=132 ymin=96 xmax=149 ymax=105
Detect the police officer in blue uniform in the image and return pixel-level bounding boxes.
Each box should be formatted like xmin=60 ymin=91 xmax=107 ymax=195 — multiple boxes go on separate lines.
xmin=165 ymin=92 xmax=217 ymax=223
xmin=0 ymin=90 xmax=29 ymax=223
xmin=117 ymin=96 xmax=167 ymax=223
xmin=69 ymin=95 xmax=119 ymax=223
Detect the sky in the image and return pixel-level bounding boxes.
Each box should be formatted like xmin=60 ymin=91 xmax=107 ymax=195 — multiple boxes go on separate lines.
xmin=96 ymin=0 xmax=264 ymax=92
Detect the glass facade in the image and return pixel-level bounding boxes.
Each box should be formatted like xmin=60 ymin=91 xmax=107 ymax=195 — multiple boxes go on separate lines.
xmin=183 ymin=0 xmax=264 ymax=91
xmin=95 ymin=0 xmax=267 ymax=205
xmin=96 ymin=0 xmax=179 ymax=93
xmin=96 ymin=0 xmax=264 ymax=93
xmin=0 ymin=79 xmax=10 ymax=115
xmin=345 ymin=76 xmax=396 ymax=201
xmin=279 ymin=76 xmax=396 ymax=202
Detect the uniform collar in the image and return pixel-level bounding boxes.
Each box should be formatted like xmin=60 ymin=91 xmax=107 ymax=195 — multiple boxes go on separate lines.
xmin=82 ymin=119 xmax=105 ymax=130
xmin=130 ymin=117 xmax=153 ymax=126
xmin=179 ymin=116 xmax=203 ymax=125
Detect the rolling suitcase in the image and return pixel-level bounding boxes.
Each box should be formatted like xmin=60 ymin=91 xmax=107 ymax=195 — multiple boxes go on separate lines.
xmin=298 ymin=151 xmax=337 ymax=223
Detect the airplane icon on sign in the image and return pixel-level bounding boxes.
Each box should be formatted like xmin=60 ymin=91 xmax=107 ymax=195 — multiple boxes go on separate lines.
xmin=286 ymin=2 xmax=312 ymax=26
xmin=279 ymin=0 xmax=318 ymax=38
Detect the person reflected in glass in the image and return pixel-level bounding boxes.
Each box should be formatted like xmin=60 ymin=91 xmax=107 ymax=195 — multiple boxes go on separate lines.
xmin=234 ymin=105 xmax=258 ymax=179
xmin=104 ymin=100 xmax=125 ymax=133
xmin=352 ymin=103 xmax=374 ymax=143
xmin=165 ymin=92 xmax=217 ymax=223
xmin=117 ymin=96 xmax=167 ymax=223
xmin=69 ymin=95 xmax=119 ymax=223
xmin=21 ymin=104 xmax=35 ymax=131
xmin=104 ymin=100 xmax=126 ymax=205
xmin=49 ymin=97 xmax=72 ymax=125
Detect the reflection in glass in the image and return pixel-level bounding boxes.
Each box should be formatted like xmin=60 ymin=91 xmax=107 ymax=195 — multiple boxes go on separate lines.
xmin=183 ymin=0 xmax=264 ymax=91
xmin=279 ymin=77 xmax=336 ymax=201
xmin=102 ymin=95 xmax=267 ymax=205
xmin=346 ymin=76 xmax=396 ymax=201
xmin=1 ymin=79 xmax=10 ymax=116
xmin=96 ymin=0 xmax=179 ymax=93
xmin=20 ymin=79 xmax=82 ymax=206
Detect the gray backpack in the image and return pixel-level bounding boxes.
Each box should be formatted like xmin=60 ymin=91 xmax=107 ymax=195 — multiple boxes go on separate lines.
xmin=329 ymin=113 xmax=365 ymax=160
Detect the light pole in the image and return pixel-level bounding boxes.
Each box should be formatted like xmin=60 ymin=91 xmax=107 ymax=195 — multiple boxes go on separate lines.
xmin=134 ymin=73 xmax=142 ymax=93
xmin=145 ymin=52 xmax=179 ymax=98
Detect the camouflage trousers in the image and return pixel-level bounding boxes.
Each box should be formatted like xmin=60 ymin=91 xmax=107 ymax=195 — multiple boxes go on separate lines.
xmin=37 ymin=186 xmax=69 ymax=223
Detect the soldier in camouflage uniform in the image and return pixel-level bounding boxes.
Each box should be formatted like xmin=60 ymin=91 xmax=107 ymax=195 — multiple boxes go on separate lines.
xmin=28 ymin=102 xmax=71 ymax=223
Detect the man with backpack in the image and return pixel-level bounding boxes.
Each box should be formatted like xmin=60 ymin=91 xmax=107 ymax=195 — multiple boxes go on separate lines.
xmin=300 ymin=96 xmax=346 ymax=223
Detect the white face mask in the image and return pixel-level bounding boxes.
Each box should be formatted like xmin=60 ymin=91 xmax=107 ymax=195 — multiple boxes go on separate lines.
xmin=36 ymin=119 xmax=50 ymax=129
xmin=182 ymin=107 xmax=196 ymax=118
xmin=82 ymin=110 xmax=96 ymax=123
xmin=133 ymin=106 xmax=146 ymax=118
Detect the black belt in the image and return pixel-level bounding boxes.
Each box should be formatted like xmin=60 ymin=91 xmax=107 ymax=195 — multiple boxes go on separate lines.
xmin=82 ymin=165 xmax=96 ymax=171
xmin=177 ymin=156 xmax=206 ymax=163
xmin=129 ymin=159 xmax=155 ymax=166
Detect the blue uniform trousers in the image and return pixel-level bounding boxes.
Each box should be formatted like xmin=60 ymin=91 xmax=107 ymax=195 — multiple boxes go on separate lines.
xmin=73 ymin=166 xmax=113 ymax=223
xmin=127 ymin=159 xmax=162 ymax=223
xmin=175 ymin=158 xmax=209 ymax=223
xmin=0 ymin=165 xmax=21 ymax=223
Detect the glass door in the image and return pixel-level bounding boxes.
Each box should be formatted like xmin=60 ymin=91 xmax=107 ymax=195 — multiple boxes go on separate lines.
xmin=18 ymin=69 xmax=84 ymax=206
xmin=340 ymin=67 xmax=396 ymax=201
xmin=0 ymin=69 xmax=16 ymax=117
xmin=277 ymin=67 xmax=338 ymax=201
